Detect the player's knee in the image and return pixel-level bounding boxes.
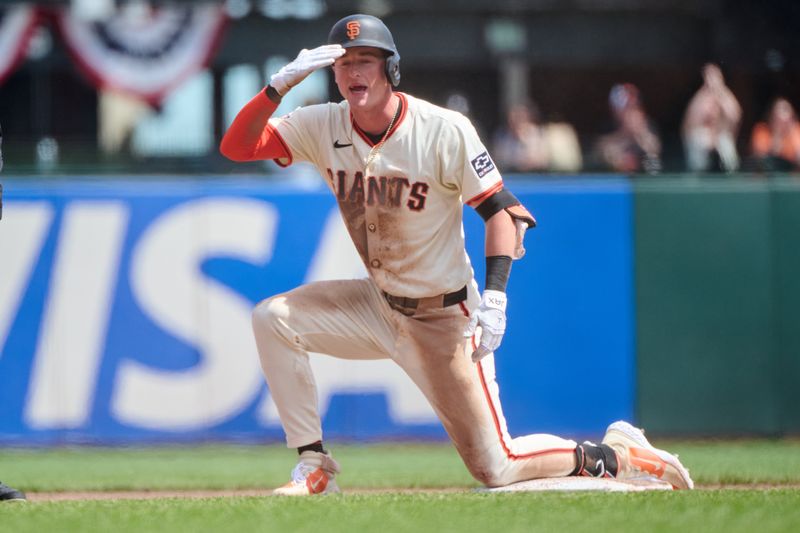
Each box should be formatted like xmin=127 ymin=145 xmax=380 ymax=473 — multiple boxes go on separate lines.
xmin=464 ymin=457 xmax=507 ymax=487
xmin=252 ymin=296 xmax=289 ymax=336
xmin=471 ymin=467 xmax=506 ymax=488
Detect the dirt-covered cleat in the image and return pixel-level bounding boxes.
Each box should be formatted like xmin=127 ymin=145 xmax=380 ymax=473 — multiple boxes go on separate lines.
xmin=601 ymin=421 xmax=694 ymax=490
xmin=0 ymin=481 xmax=26 ymax=502
xmin=273 ymin=451 xmax=341 ymax=496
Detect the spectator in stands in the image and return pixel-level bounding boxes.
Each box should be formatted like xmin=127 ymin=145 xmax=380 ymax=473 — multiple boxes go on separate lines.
xmin=444 ymin=91 xmax=489 ymax=142
xmin=749 ymin=97 xmax=800 ymax=171
xmin=592 ymin=83 xmax=661 ymax=174
xmin=543 ymin=113 xmax=583 ymax=173
xmin=493 ymin=101 xmax=582 ymax=173
xmin=682 ymin=63 xmax=741 ymax=173
xmin=493 ymin=101 xmax=550 ymax=172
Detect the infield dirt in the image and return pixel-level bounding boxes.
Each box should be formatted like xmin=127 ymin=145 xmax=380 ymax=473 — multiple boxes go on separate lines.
xmin=26 ymin=483 xmax=798 ymax=502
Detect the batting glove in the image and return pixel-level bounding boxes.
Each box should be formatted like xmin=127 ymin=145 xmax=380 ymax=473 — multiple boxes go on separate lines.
xmin=270 ymin=44 xmax=345 ymax=96
xmin=464 ymin=290 xmax=507 ymax=363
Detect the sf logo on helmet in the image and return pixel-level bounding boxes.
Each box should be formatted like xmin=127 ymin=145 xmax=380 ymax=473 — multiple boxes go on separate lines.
xmin=346 ymin=21 xmax=360 ymax=39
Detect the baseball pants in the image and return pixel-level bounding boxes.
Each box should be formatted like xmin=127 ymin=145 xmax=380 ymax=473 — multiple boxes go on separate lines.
xmin=252 ymin=278 xmax=578 ymax=487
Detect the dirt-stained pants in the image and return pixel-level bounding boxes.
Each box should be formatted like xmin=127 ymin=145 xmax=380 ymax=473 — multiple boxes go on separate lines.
xmin=252 ymin=278 xmax=577 ymax=487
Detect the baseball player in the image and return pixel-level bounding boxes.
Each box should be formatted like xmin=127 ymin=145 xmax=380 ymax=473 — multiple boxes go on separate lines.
xmin=221 ymin=14 xmax=693 ymax=495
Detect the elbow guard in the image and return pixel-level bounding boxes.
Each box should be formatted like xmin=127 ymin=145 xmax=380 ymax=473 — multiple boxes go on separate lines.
xmin=475 ymin=188 xmax=537 ymax=228
xmin=475 ymin=189 xmax=536 ymax=259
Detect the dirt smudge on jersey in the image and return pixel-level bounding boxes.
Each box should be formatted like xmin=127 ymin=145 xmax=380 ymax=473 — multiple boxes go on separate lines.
xmin=376 ymin=207 xmax=413 ymax=277
xmin=337 ymin=199 xmax=368 ymax=262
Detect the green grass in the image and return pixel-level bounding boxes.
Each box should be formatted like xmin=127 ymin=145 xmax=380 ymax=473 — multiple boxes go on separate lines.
xmin=2 ymin=440 xmax=798 ymax=491
xmin=2 ymin=491 xmax=799 ymax=533
xmin=663 ymin=440 xmax=800 ymax=484
xmin=0 ymin=443 xmax=476 ymax=491
xmin=1 ymin=440 xmax=799 ymax=533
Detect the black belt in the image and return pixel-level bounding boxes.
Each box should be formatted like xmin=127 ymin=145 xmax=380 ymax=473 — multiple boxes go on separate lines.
xmin=383 ymin=285 xmax=467 ymax=312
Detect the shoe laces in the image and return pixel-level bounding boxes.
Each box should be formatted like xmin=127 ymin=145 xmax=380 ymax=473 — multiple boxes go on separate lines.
xmin=289 ymin=454 xmax=340 ymax=485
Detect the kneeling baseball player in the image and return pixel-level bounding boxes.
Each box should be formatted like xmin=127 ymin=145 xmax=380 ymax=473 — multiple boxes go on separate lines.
xmin=221 ymin=14 xmax=693 ymax=494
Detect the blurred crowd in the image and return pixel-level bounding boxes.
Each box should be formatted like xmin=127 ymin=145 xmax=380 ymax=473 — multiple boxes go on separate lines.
xmin=490 ymin=63 xmax=800 ymax=175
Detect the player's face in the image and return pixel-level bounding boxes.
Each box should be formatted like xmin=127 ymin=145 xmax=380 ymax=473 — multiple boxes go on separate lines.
xmin=332 ymin=47 xmax=391 ymax=111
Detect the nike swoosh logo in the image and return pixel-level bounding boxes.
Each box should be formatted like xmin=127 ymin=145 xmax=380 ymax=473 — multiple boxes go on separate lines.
xmin=310 ymin=477 xmax=323 ymax=491
xmin=596 ymin=458 xmax=605 ymax=477
xmin=333 ymin=140 xmax=353 ymax=148
xmin=306 ymin=468 xmax=327 ymax=493
xmin=630 ymin=448 xmax=666 ymax=478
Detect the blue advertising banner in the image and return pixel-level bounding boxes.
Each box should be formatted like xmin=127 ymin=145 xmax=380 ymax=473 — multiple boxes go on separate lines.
xmin=0 ymin=177 xmax=633 ymax=444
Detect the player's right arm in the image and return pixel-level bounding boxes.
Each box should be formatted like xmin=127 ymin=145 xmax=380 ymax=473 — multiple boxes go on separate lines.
xmin=219 ymin=89 xmax=286 ymax=162
xmin=220 ymin=44 xmax=344 ymax=162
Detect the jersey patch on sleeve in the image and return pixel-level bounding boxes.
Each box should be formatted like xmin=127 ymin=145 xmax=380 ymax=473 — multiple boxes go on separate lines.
xmin=471 ymin=151 xmax=496 ymax=178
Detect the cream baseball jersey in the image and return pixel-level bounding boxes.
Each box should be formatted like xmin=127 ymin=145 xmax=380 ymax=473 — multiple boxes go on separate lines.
xmin=269 ymin=92 xmax=503 ymax=298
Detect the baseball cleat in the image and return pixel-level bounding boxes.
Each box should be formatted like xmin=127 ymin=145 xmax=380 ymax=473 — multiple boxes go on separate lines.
xmin=601 ymin=421 xmax=694 ymax=490
xmin=0 ymin=481 xmax=26 ymax=502
xmin=273 ymin=451 xmax=341 ymax=496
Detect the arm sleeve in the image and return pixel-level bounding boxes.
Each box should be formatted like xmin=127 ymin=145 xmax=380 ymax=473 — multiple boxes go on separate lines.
xmin=219 ymin=88 xmax=290 ymax=164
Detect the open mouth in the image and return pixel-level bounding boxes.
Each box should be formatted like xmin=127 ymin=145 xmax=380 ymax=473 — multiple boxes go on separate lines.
xmin=350 ymin=85 xmax=367 ymax=95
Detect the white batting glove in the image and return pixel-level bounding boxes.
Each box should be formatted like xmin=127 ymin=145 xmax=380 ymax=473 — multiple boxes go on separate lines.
xmin=464 ymin=290 xmax=507 ymax=363
xmin=270 ymin=44 xmax=345 ymax=96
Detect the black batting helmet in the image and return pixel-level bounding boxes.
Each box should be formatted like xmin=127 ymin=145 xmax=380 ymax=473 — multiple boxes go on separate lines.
xmin=328 ymin=14 xmax=401 ymax=87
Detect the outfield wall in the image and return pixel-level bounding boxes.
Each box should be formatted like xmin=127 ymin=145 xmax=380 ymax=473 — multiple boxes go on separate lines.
xmin=1 ymin=176 xmax=796 ymax=444
xmin=0 ymin=178 xmax=633 ymax=444
xmin=634 ymin=177 xmax=800 ymax=436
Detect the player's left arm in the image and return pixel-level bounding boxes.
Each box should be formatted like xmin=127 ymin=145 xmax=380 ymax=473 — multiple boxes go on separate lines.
xmin=465 ymin=190 xmax=536 ymax=362
xmin=485 ymin=208 xmax=516 ymax=256
xmin=447 ymin=114 xmax=537 ymax=361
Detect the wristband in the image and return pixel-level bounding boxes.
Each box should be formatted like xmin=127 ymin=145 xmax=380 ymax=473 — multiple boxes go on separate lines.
xmin=485 ymin=255 xmax=512 ymax=292
xmin=265 ymin=85 xmax=283 ymax=104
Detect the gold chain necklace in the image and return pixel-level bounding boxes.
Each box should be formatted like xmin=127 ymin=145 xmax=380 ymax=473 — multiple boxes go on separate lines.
xmin=365 ymin=98 xmax=400 ymax=170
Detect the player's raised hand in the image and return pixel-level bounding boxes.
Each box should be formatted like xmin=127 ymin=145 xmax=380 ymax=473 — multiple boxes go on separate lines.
xmin=464 ymin=290 xmax=507 ymax=363
xmin=270 ymin=44 xmax=346 ymax=96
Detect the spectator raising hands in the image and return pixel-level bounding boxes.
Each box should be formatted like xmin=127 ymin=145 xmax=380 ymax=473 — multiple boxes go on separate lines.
xmin=682 ymin=63 xmax=742 ymax=172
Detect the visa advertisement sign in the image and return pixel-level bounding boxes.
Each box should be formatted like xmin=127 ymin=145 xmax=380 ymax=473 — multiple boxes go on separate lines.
xmin=0 ymin=178 xmax=633 ymax=444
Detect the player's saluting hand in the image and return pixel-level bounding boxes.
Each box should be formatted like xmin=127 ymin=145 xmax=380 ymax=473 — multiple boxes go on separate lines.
xmin=269 ymin=45 xmax=345 ymax=96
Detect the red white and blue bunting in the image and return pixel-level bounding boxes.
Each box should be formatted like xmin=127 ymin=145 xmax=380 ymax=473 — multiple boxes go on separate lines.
xmin=0 ymin=4 xmax=40 ymax=85
xmin=56 ymin=3 xmax=227 ymax=105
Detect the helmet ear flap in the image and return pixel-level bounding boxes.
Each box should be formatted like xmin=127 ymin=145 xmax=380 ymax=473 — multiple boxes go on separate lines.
xmin=385 ymin=54 xmax=401 ymax=87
